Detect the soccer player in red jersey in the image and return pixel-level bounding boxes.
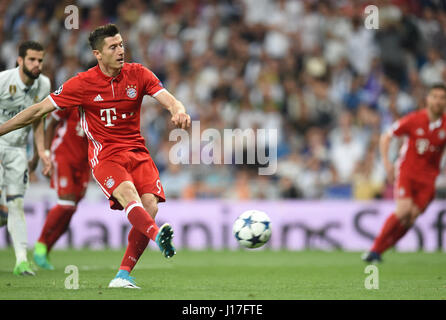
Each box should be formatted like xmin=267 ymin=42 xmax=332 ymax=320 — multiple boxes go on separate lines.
xmin=33 ymin=107 xmax=90 ymax=270
xmin=363 ymin=83 xmax=446 ymax=262
xmin=0 ymin=24 xmax=191 ymax=288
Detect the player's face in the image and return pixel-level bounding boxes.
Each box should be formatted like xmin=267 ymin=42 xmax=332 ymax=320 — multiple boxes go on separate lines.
xmin=426 ymin=88 xmax=446 ymax=117
xmin=98 ymin=34 xmax=124 ymax=70
xmin=19 ymin=49 xmax=44 ymax=80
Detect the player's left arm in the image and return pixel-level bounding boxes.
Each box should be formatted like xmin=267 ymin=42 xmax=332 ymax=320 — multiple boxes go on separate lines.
xmin=154 ymin=90 xmax=191 ymax=129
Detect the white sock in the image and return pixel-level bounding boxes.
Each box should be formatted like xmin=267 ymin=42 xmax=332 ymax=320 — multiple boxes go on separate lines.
xmin=7 ymin=197 xmax=28 ymax=265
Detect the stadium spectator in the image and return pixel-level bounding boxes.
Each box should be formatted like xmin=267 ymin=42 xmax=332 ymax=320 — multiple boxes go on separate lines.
xmin=352 ymin=132 xmax=386 ymax=200
xmin=328 ymin=110 xmax=366 ymax=185
xmin=377 ymin=76 xmax=416 ymax=129
xmin=419 ymin=47 xmax=446 ymax=87
xmin=346 ymin=15 xmax=377 ymax=76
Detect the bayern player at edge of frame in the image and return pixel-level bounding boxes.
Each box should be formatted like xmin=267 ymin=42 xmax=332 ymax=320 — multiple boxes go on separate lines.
xmin=363 ymin=83 xmax=446 ymax=263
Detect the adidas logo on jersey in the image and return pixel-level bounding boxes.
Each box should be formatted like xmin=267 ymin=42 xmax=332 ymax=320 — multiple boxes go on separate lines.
xmin=94 ymin=94 xmax=104 ymax=102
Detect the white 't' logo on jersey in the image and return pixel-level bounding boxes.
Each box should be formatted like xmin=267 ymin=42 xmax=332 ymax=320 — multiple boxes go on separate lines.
xmin=100 ymin=108 xmax=117 ymax=127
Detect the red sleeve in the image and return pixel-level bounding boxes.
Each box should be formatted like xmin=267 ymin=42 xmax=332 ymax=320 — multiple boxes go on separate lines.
xmin=391 ymin=113 xmax=415 ymax=137
xmin=48 ymin=75 xmax=83 ymax=110
xmin=140 ymin=65 xmax=165 ymax=97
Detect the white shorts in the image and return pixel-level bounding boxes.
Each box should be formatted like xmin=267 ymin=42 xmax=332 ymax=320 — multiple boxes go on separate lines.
xmin=0 ymin=146 xmax=29 ymax=196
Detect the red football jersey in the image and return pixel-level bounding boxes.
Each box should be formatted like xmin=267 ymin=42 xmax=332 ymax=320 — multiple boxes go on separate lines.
xmin=48 ymin=63 xmax=165 ymax=169
xmin=391 ymin=108 xmax=446 ymax=181
xmin=50 ymin=108 xmax=88 ymax=165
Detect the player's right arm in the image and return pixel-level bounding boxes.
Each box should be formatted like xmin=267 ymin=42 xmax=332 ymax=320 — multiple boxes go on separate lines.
xmin=0 ymin=97 xmax=55 ymax=137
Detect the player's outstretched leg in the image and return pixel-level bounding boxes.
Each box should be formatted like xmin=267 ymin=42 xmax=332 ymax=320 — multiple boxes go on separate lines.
xmin=362 ymin=211 xmax=409 ymax=263
xmin=124 ymin=200 xmax=176 ymax=258
xmin=109 ymin=227 xmax=149 ymax=289
xmin=155 ymin=223 xmax=176 ymax=259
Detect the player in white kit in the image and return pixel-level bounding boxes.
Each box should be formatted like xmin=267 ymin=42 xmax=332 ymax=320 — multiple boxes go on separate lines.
xmin=0 ymin=41 xmax=51 ymax=275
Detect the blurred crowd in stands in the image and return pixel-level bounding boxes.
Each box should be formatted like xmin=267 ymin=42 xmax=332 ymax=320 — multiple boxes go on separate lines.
xmin=2 ymin=0 xmax=446 ymax=200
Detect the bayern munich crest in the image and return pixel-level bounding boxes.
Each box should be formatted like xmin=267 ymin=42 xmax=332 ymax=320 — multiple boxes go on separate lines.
xmin=105 ymin=176 xmax=115 ymax=189
xmin=126 ymin=85 xmax=137 ymax=98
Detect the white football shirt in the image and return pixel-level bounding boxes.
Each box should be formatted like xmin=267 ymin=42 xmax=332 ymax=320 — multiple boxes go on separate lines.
xmin=0 ymin=67 xmax=51 ymax=148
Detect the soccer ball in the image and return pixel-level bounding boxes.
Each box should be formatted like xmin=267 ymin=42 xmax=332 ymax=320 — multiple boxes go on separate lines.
xmin=232 ymin=210 xmax=272 ymax=248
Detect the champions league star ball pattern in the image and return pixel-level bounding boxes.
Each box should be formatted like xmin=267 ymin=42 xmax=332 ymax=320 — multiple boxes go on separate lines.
xmin=232 ymin=210 xmax=272 ymax=248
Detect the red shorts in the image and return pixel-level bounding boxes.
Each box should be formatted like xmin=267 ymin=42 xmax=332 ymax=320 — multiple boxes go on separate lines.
xmin=91 ymin=150 xmax=165 ymax=210
xmin=51 ymin=154 xmax=90 ymax=202
xmin=394 ymin=171 xmax=436 ymax=212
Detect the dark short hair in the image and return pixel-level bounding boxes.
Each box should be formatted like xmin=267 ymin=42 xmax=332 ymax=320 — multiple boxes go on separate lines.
xmin=429 ymin=83 xmax=446 ymax=94
xmin=18 ymin=41 xmax=44 ymax=58
xmin=88 ymin=24 xmax=120 ymax=51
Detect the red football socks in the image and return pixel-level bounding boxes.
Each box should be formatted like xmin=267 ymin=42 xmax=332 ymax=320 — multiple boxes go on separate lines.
xmin=119 ymin=227 xmax=150 ymax=272
xmin=120 ymin=201 xmax=159 ymax=272
xmin=371 ymin=213 xmax=408 ymax=254
xmin=389 ymin=221 xmax=409 ymax=248
xmin=38 ymin=204 xmax=77 ymax=252
xmin=125 ymin=201 xmax=159 ymax=241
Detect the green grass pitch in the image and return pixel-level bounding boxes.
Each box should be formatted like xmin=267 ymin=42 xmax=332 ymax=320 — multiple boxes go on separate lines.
xmin=0 ymin=249 xmax=445 ymax=300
